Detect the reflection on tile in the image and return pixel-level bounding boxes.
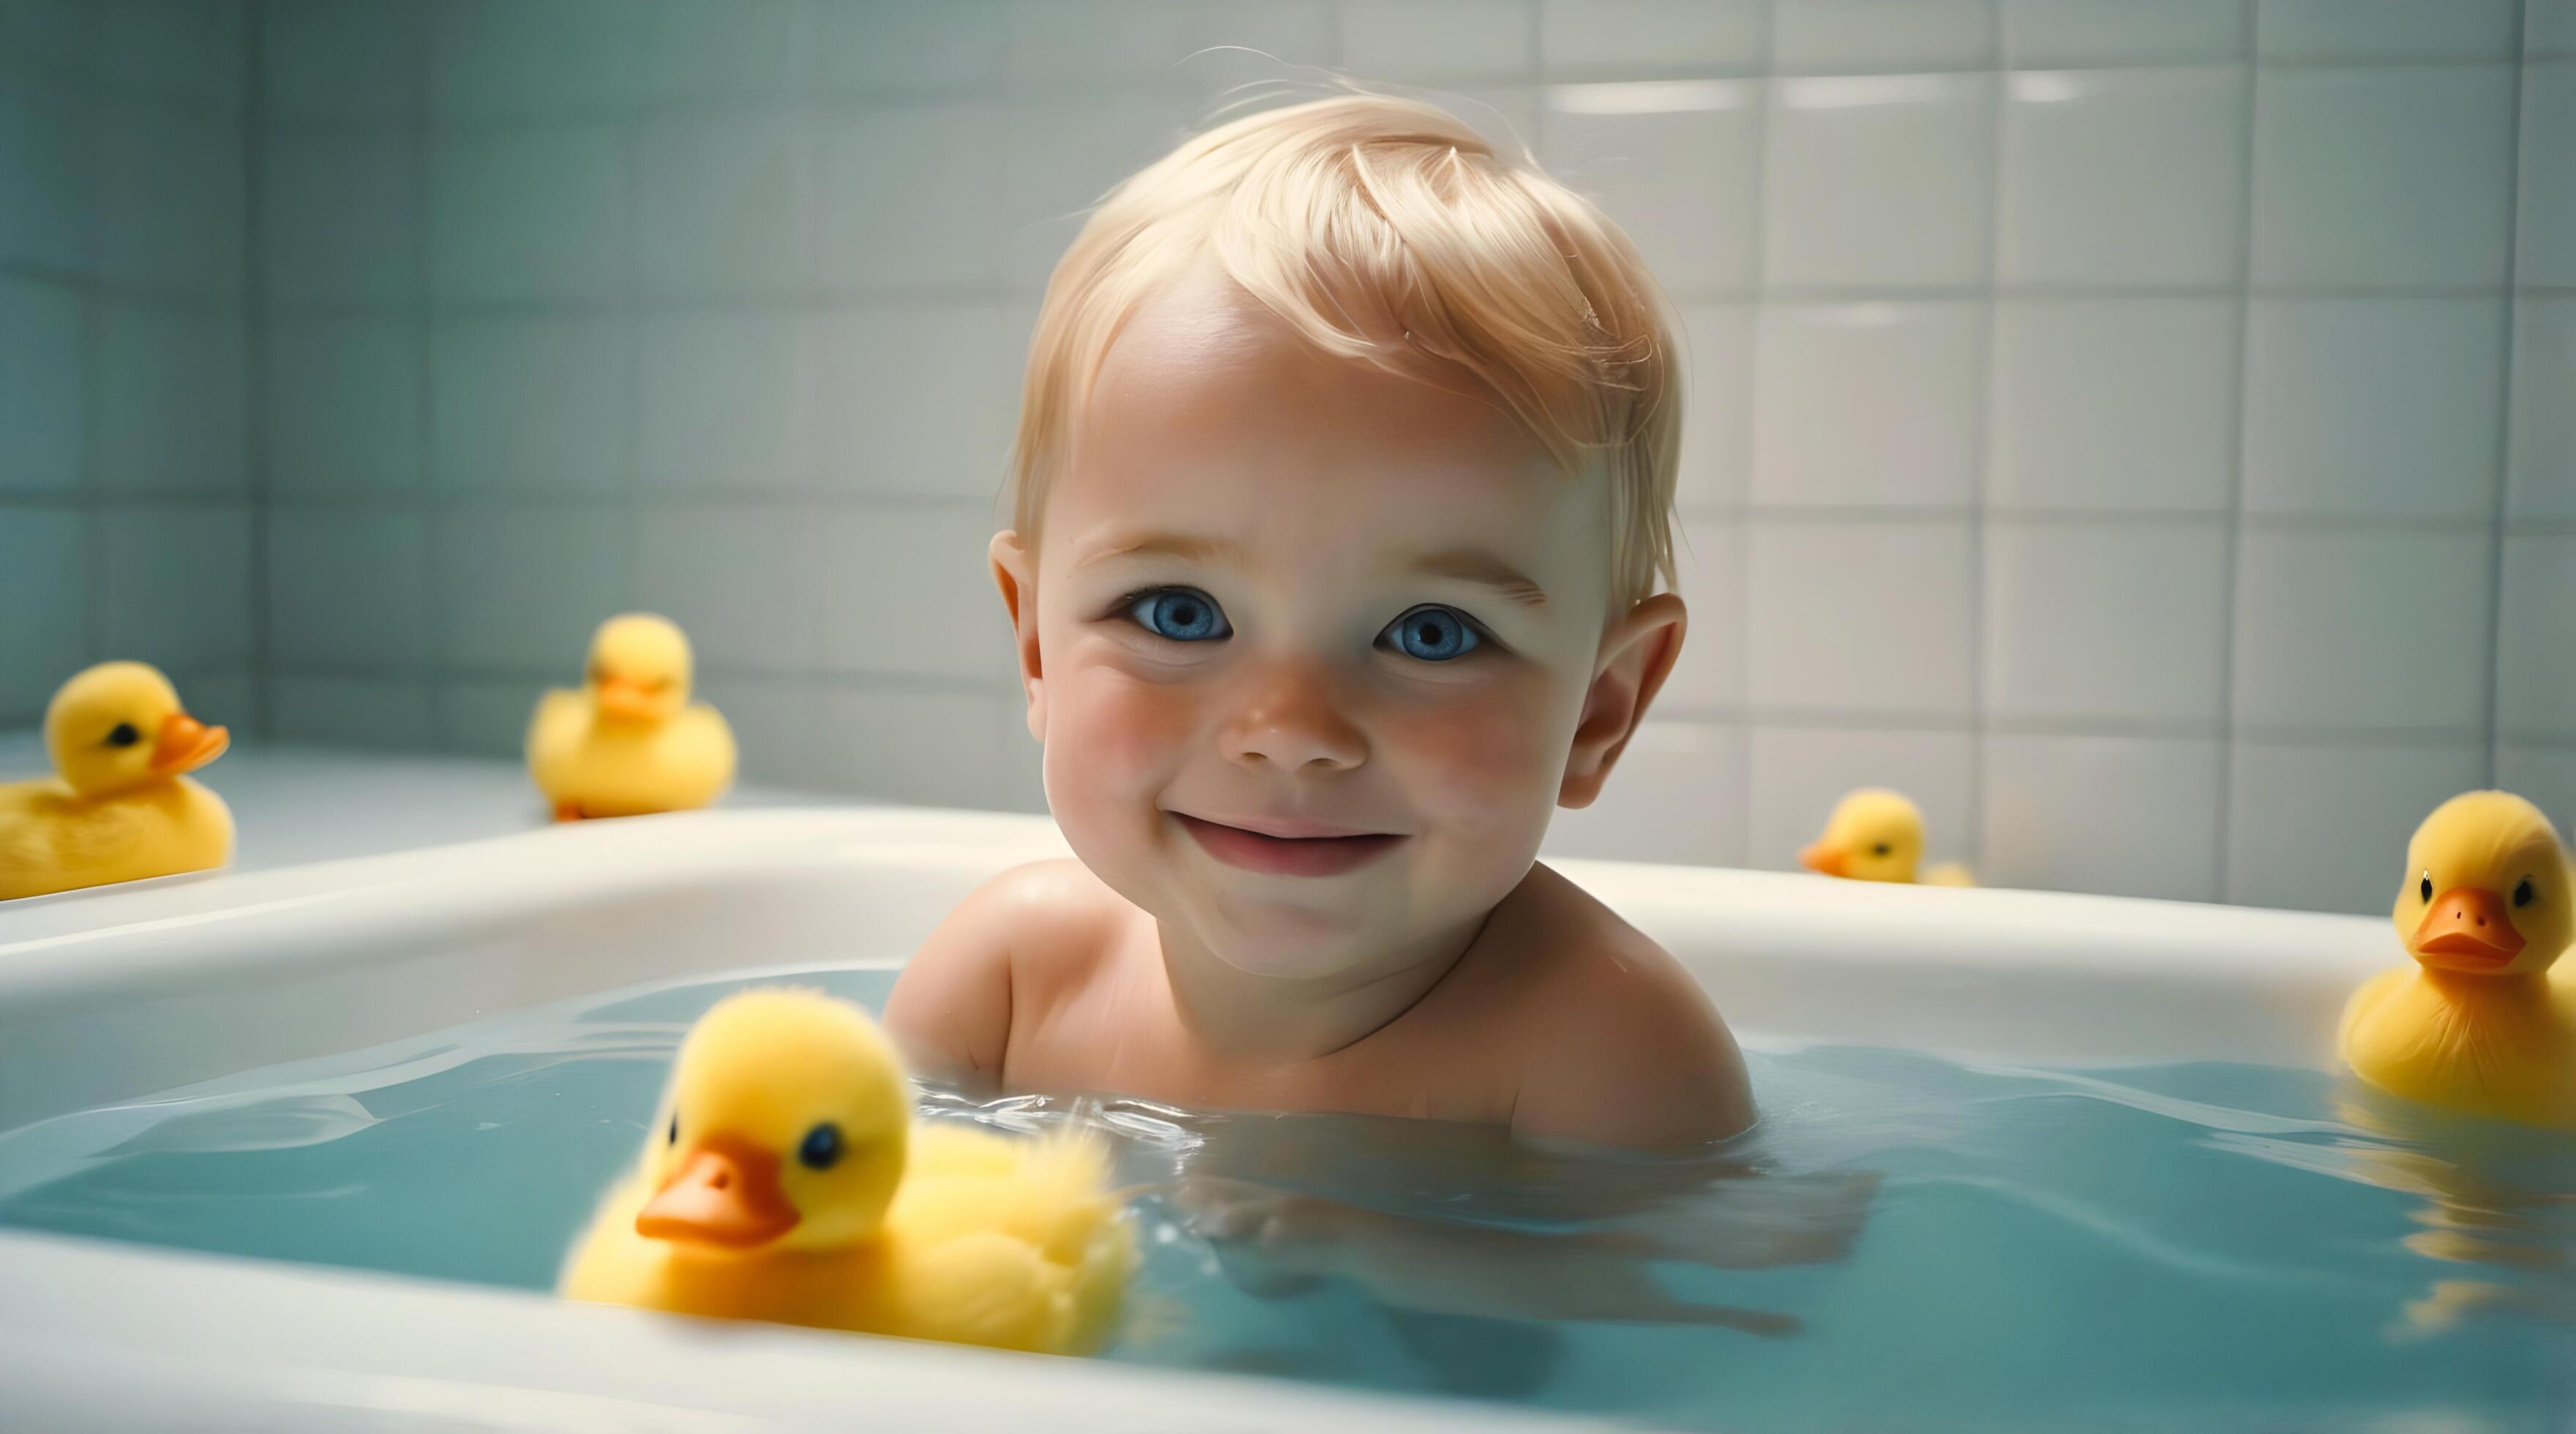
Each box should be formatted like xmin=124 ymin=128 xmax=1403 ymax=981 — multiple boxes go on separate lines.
xmin=1986 ymin=299 xmax=2235 ymax=514
xmin=2231 ymin=528 xmax=2492 ymax=734
xmin=1751 ymin=302 xmax=1980 ymax=507
xmin=2228 ymin=738 xmax=2485 ymax=914
xmin=1543 ymin=92 xmax=1759 ymax=299
xmin=2242 ymin=299 xmax=2505 ymax=521
xmin=1997 ymin=66 xmax=2243 ymax=287
xmin=1982 ymin=733 xmax=2222 ymax=901
xmin=2252 ymin=66 xmax=2515 ymax=288
xmin=1763 ymin=73 xmax=1993 ymax=288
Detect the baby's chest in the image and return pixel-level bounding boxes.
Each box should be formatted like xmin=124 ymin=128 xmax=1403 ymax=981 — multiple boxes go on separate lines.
xmin=1008 ymin=993 xmax=1522 ymax=1126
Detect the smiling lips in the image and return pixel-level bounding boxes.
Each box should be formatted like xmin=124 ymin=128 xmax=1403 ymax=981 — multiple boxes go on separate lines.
xmin=1175 ymin=813 xmax=1407 ymax=877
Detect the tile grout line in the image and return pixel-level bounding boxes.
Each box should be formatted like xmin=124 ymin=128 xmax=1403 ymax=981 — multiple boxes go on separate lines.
xmin=1961 ymin=0 xmax=2002 ymax=875
xmin=243 ymin=0 xmax=272 ymax=738
xmin=2211 ymin=0 xmax=2261 ymax=904
xmin=2481 ymin=4 xmax=2530 ymax=790
xmin=1729 ymin=0 xmax=1778 ymax=869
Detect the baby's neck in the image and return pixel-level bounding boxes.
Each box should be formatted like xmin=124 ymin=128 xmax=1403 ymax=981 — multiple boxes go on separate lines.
xmin=1154 ymin=910 xmax=1493 ymax=1065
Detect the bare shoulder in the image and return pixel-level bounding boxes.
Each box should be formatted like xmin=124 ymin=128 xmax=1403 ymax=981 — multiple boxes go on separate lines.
xmin=883 ymin=859 xmax=1130 ymax=1085
xmin=1486 ymin=864 xmax=1756 ymax=1149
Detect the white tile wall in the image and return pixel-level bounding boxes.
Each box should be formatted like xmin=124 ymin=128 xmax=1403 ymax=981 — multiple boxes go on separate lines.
xmin=2509 ymin=297 xmax=2576 ymax=519
xmin=2241 ymin=298 xmax=2506 ymax=520
xmin=2251 ymin=65 xmax=2517 ymax=288
xmin=1985 ymin=299 xmax=2235 ymax=513
xmin=1 ymin=0 xmax=2538 ymax=914
xmin=1762 ymin=73 xmax=1993 ymax=288
xmin=1751 ymin=301 xmax=1982 ymax=507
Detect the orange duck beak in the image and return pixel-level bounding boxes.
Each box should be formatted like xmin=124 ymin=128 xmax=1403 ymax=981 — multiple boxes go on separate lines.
xmin=596 ymin=677 xmax=662 ymax=721
xmin=1798 ymin=841 xmax=1849 ymax=877
xmin=151 ymin=712 xmax=228 ymax=775
xmin=636 ymin=1135 xmax=799 ymax=1249
xmin=2411 ymin=887 xmax=2526 ymax=973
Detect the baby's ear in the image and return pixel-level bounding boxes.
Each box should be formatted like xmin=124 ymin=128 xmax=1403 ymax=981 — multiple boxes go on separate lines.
xmin=989 ymin=531 xmax=1046 ymax=740
xmin=1559 ymin=593 xmax=1685 ymax=809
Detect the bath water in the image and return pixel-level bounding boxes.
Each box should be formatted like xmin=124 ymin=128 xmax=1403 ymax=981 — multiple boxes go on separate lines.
xmin=1 ymin=965 xmax=2569 ymax=1431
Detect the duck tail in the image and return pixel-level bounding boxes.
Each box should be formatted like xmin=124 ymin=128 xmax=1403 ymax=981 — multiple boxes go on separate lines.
xmin=1022 ymin=1130 xmax=1136 ymax=1352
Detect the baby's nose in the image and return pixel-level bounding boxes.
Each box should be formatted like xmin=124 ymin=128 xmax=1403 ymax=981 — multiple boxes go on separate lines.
xmin=1221 ymin=669 xmax=1366 ymax=773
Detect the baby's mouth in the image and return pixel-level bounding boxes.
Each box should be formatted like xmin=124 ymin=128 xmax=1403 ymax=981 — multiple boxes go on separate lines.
xmin=1172 ymin=814 xmax=1408 ymax=878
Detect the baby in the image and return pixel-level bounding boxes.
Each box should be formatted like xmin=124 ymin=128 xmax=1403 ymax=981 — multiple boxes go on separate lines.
xmin=886 ymin=94 xmax=1752 ymax=1149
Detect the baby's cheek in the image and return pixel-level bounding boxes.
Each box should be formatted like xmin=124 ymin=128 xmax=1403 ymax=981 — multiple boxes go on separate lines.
xmin=1377 ymin=680 xmax=1562 ymax=831
xmin=1046 ymin=666 xmax=1199 ymax=808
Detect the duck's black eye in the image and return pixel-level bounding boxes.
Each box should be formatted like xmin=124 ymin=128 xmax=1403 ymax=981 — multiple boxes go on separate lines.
xmin=2514 ymin=878 xmax=2535 ymax=909
xmin=2420 ymin=873 xmax=2435 ymax=903
xmin=1872 ymin=843 xmax=1892 ymax=857
xmin=103 ymin=723 xmax=140 ymax=748
xmin=798 ymin=1122 xmax=843 ymax=1171
xmin=667 ymin=1114 xmax=678 ymax=1146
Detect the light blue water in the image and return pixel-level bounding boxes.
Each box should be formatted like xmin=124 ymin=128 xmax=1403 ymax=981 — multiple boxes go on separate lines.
xmin=2 ymin=964 xmax=2572 ymax=1431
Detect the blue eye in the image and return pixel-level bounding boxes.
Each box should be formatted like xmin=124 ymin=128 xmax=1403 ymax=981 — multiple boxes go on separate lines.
xmin=1382 ymin=605 xmax=1480 ymax=661
xmin=1128 ymin=588 xmax=1229 ymax=642
xmin=798 ymin=1122 xmax=843 ymax=1171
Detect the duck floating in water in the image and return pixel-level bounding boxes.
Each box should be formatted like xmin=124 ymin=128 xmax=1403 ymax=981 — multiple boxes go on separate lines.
xmin=1798 ymin=788 xmax=1974 ymax=887
xmin=559 ymin=988 xmax=1134 ymax=1354
xmin=2338 ymin=791 xmax=2576 ymax=1130
xmin=528 ymin=613 xmax=735 ymax=821
xmin=0 ymin=662 xmax=233 ymax=900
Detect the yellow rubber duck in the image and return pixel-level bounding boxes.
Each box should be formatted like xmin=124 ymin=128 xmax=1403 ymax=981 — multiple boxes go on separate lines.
xmin=1797 ymin=787 xmax=1974 ymax=887
xmin=1 ymin=662 xmax=233 ymax=901
xmin=559 ymin=988 xmax=1134 ymax=1354
xmin=528 ymin=613 xmax=735 ymax=820
xmin=2339 ymin=791 xmax=2576 ymax=1130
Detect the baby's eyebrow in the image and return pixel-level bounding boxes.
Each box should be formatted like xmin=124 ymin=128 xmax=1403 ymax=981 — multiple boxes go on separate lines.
xmin=1413 ymin=549 xmax=1549 ymax=607
xmin=1074 ymin=532 xmax=1247 ymax=568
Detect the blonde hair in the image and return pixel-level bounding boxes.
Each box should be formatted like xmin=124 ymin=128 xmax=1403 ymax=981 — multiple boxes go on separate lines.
xmin=1008 ymin=93 xmax=1680 ymax=604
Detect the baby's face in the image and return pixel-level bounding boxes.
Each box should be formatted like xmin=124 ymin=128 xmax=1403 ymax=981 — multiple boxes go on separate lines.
xmin=1002 ymin=273 xmax=1658 ymax=982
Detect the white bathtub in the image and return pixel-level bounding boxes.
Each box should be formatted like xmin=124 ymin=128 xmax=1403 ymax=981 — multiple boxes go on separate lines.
xmin=0 ymin=806 xmax=2393 ymax=1430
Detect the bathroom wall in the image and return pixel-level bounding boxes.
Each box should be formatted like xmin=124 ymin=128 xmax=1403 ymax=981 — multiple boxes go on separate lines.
xmin=0 ymin=2 xmax=255 ymax=737
xmin=10 ymin=1 xmax=2570 ymax=917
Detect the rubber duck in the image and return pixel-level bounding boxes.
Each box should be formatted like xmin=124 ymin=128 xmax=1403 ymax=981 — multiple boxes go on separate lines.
xmin=2338 ymin=791 xmax=2576 ymax=1130
xmin=528 ymin=613 xmax=735 ymax=820
xmin=1797 ymin=788 xmax=1974 ymax=887
xmin=558 ymin=988 xmax=1134 ymax=1354
xmin=0 ymin=662 xmax=233 ymax=901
